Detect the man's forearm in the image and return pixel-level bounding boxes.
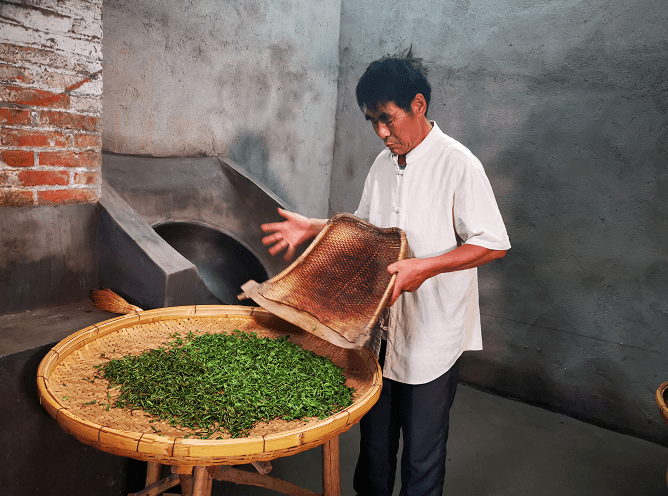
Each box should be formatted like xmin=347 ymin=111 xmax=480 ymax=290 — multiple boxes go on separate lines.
xmin=387 ymin=244 xmax=506 ymax=305
xmin=421 ymin=244 xmax=507 ymax=277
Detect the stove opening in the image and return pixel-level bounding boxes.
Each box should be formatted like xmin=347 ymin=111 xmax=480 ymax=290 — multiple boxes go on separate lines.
xmin=154 ymin=222 xmax=268 ymax=306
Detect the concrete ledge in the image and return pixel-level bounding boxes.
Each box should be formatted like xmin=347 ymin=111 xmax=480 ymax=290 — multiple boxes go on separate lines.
xmin=0 ymin=300 xmax=146 ymax=496
xmin=0 ymin=299 xmax=117 ymax=359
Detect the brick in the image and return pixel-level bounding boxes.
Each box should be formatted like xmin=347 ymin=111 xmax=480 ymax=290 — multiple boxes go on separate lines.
xmin=0 ymin=170 xmax=19 ymax=187
xmin=18 ymin=170 xmax=69 ymax=187
xmin=39 ymin=110 xmax=100 ymax=132
xmin=73 ymin=133 xmax=101 ymax=149
xmin=70 ymin=94 xmax=102 ymax=114
xmin=0 ymin=63 xmax=31 ymax=84
xmin=0 ymin=43 xmax=76 ymax=72
xmin=1 ymin=3 xmax=74 ymax=38
xmin=0 ymin=189 xmax=34 ymax=206
xmin=1 ymin=129 xmax=69 ymax=148
xmin=0 ymin=150 xmax=34 ymax=168
xmin=0 ymin=84 xmax=70 ymax=109
xmin=38 ymin=150 xmax=101 ymax=168
xmin=33 ymin=70 xmax=76 ymax=90
xmin=34 ymin=70 xmax=85 ymax=92
xmin=0 ymin=108 xmax=31 ymax=126
xmin=37 ymin=188 xmax=97 ymax=205
xmin=72 ymin=171 xmax=100 ymax=185
xmin=0 ymin=21 xmax=100 ymax=62
xmin=71 ymin=16 xmax=103 ymax=39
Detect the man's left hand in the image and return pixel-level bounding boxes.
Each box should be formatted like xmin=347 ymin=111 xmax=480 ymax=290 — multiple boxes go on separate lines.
xmin=386 ymin=258 xmax=429 ymax=307
xmin=385 ymin=245 xmax=507 ymax=306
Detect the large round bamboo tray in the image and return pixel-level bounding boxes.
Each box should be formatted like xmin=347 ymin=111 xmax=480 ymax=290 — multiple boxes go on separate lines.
xmin=37 ymin=305 xmax=381 ymax=466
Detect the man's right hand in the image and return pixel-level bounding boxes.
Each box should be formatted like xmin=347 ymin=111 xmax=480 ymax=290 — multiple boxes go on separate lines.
xmin=261 ymin=208 xmax=326 ymax=261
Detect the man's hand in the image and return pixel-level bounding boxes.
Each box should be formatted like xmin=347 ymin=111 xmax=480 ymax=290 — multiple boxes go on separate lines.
xmin=261 ymin=208 xmax=326 ymax=261
xmin=386 ymin=245 xmax=507 ymax=306
xmin=386 ymin=258 xmax=430 ymax=307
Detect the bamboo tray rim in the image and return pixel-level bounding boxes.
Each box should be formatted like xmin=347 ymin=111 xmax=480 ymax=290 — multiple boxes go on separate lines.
xmin=37 ymin=305 xmax=382 ymax=464
xmin=656 ymin=381 xmax=668 ymax=424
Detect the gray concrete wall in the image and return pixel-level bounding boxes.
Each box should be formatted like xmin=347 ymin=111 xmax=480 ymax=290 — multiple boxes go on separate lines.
xmin=0 ymin=204 xmax=99 ymax=314
xmin=102 ymin=0 xmax=341 ymax=217
xmin=330 ymin=0 xmax=668 ymax=444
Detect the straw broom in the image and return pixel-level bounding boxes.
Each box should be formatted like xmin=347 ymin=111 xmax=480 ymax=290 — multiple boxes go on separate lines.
xmin=91 ymin=288 xmax=143 ymax=314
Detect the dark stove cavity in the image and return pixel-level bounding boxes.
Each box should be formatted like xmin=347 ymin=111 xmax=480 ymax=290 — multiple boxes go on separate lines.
xmin=153 ymin=222 xmax=267 ymax=306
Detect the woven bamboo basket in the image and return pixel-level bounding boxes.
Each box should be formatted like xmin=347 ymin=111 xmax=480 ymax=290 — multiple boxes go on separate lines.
xmin=240 ymin=213 xmax=408 ymax=349
xmin=657 ymin=382 xmax=668 ymax=488
xmin=657 ymin=382 xmax=668 ymax=425
xmin=37 ymin=305 xmax=381 ymax=466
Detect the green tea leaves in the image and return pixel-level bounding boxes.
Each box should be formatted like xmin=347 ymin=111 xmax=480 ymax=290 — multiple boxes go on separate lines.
xmin=99 ymin=331 xmax=354 ymax=438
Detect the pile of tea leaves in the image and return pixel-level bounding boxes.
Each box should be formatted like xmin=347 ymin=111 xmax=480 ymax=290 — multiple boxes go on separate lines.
xmin=97 ymin=330 xmax=354 ymax=438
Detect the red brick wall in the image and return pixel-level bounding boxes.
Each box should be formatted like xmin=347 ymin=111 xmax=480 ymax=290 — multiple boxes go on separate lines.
xmin=0 ymin=1 xmax=103 ymax=206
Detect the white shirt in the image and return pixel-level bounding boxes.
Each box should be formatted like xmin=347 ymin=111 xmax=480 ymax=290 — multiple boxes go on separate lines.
xmin=355 ymin=122 xmax=511 ymax=384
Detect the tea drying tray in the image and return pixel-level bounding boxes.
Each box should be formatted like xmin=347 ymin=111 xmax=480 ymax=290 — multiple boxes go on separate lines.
xmin=37 ymin=305 xmax=381 ymax=467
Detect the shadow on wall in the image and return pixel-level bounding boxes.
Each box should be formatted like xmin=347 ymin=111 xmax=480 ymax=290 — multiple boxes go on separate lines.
xmin=229 ymin=132 xmax=293 ymax=211
xmin=459 ymin=38 xmax=667 ymax=444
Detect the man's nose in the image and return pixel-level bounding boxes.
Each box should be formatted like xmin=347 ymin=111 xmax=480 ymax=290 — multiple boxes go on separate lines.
xmin=375 ymin=123 xmax=390 ymax=139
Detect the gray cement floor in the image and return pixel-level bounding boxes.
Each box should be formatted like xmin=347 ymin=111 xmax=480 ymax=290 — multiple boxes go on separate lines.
xmin=212 ymin=385 xmax=668 ymax=496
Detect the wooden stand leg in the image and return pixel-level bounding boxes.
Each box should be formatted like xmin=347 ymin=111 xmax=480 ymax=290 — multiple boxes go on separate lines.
xmin=192 ymin=466 xmax=212 ymax=496
xmin=176 ymin=466 xmax=212 ymax=496
xmin=173 ymin=466 xmax=194 ymax=496
xmin=146 ymin=462 xmax=162 ymax=487
xmin=322 ymin=436 xmax=341 ymax=496
xmin=180 ymin=474 xmax=194 ymax=496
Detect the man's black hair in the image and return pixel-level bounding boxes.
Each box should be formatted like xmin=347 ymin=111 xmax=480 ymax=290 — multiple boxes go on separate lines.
xmin=355 ymin=47 xmax=431 ymax=115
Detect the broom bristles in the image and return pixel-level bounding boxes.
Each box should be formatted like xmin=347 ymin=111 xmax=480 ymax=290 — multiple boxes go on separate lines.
xmin=91 ymin=288 xmax=143 ymax=314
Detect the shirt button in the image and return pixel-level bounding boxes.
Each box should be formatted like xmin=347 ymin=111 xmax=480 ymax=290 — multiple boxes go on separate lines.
xmin=394 ymin=207 xmax=400 ymax=213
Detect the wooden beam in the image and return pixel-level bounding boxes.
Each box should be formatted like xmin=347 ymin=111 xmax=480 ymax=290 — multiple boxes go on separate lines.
xmin=252 ymin=460 xmax=273 ymax=475
xmin=212 ymin=466 xmax=320 ymax=496
xmin=128 ymin=473 xmax=180 ymax=496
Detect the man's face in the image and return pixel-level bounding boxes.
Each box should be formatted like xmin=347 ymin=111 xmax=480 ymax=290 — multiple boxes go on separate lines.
xmin=364 ymin=100 xmax=425 ymax=156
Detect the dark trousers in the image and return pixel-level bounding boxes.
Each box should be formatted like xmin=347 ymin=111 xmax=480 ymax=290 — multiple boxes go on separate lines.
xmin=353 ymin=342 xmax=459 ymax=496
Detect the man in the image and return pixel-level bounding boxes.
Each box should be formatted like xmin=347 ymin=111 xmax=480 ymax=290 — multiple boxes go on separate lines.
xmin=261 ymin=49 xmax=510 ymax=496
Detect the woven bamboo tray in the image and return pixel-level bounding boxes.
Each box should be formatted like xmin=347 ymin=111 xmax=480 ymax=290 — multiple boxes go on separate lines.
xmin=37 ymin=305 xmax=381 ymax=466
xmin=240 ymin=213 xmax=408 ymax=349
xmin=657 ymin=382 xmax=668 ymax=425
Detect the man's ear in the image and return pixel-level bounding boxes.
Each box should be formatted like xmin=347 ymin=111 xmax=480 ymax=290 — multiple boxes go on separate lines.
xmin=411 ymin=93 xmax=428 ymax=117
